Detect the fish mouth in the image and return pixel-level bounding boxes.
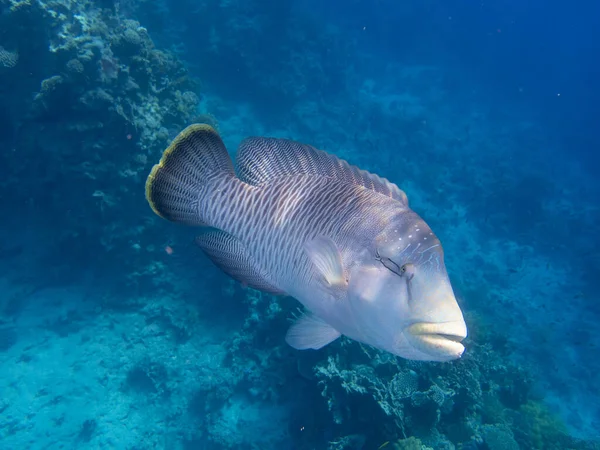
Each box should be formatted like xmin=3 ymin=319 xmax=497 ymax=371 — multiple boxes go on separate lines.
xmin=407 ymin=321 xmax=467 ymax=360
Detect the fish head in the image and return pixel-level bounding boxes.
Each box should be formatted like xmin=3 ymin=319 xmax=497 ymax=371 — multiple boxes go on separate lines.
xmin=347 ymin=215 xmax=467 ymax=361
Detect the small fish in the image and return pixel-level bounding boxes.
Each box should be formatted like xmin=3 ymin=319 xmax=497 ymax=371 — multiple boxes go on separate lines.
xmin=145 ymin=125 xmax=467 ymax=361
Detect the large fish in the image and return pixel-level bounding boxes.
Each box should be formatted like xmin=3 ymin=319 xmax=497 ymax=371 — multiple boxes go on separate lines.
xmin=145 ymin=125 xmax=467 ymax=361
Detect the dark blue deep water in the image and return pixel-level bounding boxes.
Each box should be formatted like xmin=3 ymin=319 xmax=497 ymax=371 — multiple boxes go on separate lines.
xmin=1 ymin=0 xmax=599 ymax=448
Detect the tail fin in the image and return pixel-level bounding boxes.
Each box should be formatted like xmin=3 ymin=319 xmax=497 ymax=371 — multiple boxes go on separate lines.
xmin=145 ymin=124 xmax=234 ymax=225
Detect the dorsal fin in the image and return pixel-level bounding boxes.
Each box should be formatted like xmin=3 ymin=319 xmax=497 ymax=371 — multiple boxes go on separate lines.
xmin=235 ymin=137 xmax=408 ymax=205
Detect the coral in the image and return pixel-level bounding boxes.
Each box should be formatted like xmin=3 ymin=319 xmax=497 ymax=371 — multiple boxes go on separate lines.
xmin=309 ymin=328 xmax=599 ymax=450
xmin=391 ymin=436 xmax=432 ymax=450
xmin=109 ymin=20 xmax=152 ymax=59
xmin=390 ymin=370 xmax=419 ymax=400
xmin=480 ymin=424 xmax=519 ymax=450
xmin=315 ymin=355 xmax=392 ymax=425
xmin=32 ymin=74 xmax=68 ymax=113
xmin=480 ymin=391 xmax=505 ymax=424
xmin=64 ymin=58 xmax=85 ymax=79
xmin=510 ymin=401 xmax=569 ymax=450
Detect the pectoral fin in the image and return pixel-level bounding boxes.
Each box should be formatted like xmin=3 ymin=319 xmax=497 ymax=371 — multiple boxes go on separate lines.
xmin=285 ymin=312 xmax=341 ymax=350
xmin=305 ymin=236 xmax=347 ymax=288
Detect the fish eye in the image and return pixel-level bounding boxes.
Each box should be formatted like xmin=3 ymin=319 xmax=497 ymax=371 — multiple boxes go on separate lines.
xmin=375 ymin=250 xmax=415 ymax=280
xmin=400 ymin=263 xmax=415 ymax=281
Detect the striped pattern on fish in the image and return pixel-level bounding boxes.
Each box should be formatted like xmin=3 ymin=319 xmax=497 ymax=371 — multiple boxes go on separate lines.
xmin=198 ymin=173 xmax=400 ymax=297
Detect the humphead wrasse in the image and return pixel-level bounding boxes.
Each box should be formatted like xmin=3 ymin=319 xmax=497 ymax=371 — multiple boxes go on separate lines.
xmin=145 ymin=124 xmax=467 ymax=361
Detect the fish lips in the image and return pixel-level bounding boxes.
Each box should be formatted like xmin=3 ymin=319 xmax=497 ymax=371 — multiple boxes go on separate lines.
xmin=406 ymin=321 xmax=468 ymax=361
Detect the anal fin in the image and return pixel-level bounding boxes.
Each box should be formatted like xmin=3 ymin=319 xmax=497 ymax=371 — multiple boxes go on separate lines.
xmin=285 ymin=312 xmax=341 ymax=350
xmin=196 ymin=230 xmax=284 ymax=295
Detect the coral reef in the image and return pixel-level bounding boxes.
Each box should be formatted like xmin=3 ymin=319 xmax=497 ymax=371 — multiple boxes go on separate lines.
xmin=309 ymin=322 xmax=595 ymax=450
xmin=0 ymin=0 xmax=202 ymax=295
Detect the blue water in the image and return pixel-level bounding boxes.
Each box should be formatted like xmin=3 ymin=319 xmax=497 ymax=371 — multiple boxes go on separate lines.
xmin=1 ymin=0 xmax=599 ymax=448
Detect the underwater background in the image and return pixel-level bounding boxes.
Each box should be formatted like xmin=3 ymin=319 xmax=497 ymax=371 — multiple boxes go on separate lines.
xmin=0 ymin=0 xmax=599 ymax=448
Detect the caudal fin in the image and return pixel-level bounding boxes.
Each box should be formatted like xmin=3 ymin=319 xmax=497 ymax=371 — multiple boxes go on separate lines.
xmin=145 ymin=124 xmax=235 ymax=225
